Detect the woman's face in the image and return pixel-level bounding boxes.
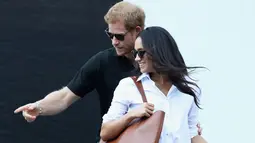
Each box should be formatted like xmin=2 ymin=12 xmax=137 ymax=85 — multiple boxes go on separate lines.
xmin=134 ymin=37 xmax=154 ymax=73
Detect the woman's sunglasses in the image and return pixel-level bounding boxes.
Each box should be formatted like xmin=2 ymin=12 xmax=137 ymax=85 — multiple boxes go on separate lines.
xmin=132 ymin=50 xmax=146 ymax=59
xmin=105 ymin=28 xmax=128 ymax=41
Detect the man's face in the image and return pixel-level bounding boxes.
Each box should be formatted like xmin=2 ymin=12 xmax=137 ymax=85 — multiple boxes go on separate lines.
xmin=106 ymin=21 xmax=139 ymax=56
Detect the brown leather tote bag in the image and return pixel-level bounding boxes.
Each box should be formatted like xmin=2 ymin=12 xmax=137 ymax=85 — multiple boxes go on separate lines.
xmin=100 ymin=76 xmax=165 ymax=143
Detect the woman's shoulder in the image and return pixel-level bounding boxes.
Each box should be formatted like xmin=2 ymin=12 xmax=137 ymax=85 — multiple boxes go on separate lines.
xmin=119 ymin=76 xmax=136 ymax=85
xmin=118 ymin=74 xmax=149 ymax=87
xmin=115 ymin=77 xmax=138 ymax=93
xmin=114 ymin=77 xmax=140 ymax=100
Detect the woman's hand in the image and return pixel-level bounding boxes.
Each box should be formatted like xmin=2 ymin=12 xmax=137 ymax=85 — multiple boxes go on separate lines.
xmin=130 ymin=103 xmax=154 ymax=118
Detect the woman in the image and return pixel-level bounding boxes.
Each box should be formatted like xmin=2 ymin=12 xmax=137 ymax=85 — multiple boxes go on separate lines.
xmin=100 ymin=26 xmax=204 ymax=143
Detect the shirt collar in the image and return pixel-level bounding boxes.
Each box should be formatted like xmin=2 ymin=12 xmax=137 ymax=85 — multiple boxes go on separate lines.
xmin=137 ymin=73 xmax=151 ymax=81
xmin=136 ymin=73 xmax=177 ymax=93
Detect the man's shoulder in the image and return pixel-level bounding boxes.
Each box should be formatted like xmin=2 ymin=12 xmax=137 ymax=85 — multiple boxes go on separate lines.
xmin=92 ymin=47 xmax=119 ymax=65
xmin=95 ymin=47 xmax=116 ymax=58
xmin=84 ymin=47 xmax=116 ymax=63
xmin=81 ymin=47 xmax=117 ymax=69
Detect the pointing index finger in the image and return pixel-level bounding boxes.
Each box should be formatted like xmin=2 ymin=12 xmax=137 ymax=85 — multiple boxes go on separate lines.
xmin=14 ymin=104 xmax=31 ymax=113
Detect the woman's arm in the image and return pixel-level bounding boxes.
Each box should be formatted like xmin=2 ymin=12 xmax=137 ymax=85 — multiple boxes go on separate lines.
xmin=100 ymin=78 xmax=134 ymax=141
xmin=100 ymin=111 xmax=136 ymax=141
xmin=188 ymin=89 xmax=208 ymax=143
xmin=100 ymin=78 xmax=154 ymax=141
xmin=100 ymin=102 xmax=154 ymax=141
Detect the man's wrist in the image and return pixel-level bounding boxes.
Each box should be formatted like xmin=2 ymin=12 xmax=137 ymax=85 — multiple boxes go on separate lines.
xmin=35 ymin=101 xmax=43 ymax=115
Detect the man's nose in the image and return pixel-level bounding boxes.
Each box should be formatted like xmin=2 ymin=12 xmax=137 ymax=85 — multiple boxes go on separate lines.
xmin=112 ymin=37 xmax=120 ymax=45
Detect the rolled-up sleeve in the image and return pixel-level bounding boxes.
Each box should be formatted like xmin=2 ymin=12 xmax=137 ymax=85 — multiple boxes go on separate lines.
xmin=102 ymin=78 xmax=132 ymax=123
xmin=188 ymin=86 xmax=202 ymax=138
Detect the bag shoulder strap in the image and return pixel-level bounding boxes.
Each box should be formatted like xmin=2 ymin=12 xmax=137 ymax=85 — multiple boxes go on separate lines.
xmin=130 ymin=76 xmax=147 ymax=103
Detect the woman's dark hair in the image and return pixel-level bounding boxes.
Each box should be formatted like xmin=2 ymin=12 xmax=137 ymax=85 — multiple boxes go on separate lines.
xmin=138 ymin=26 xmax=205 ymax=108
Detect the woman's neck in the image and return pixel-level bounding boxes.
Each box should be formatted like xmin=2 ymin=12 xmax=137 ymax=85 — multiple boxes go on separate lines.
xmin=149 ymin=72 xmax=172 ymax=96
xmin=149 ymin=73 xmax=169 ymax=85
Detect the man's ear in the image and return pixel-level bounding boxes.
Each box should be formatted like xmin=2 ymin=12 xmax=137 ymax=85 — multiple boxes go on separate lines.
xmin=135 ymin=26 xmax=142 ymax=33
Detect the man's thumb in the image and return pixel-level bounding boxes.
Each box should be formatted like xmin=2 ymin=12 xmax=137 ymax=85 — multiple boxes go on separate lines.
xmin=28 ymin=103 xmax=37 ymax=110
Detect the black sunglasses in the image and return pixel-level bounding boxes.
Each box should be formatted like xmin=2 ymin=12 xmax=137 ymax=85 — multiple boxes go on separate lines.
xmin=132 ymin=50 xmax=146 ymax=59
xmin=105 ymin=28 xmax=128 ymax=41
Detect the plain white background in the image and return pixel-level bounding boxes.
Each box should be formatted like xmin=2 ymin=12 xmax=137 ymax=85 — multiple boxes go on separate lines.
xmin=125 ymin=0 xmax=255 ymax=142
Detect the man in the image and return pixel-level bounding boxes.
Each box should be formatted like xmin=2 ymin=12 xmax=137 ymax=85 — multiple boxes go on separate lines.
xmin=14 ymin=1 xmax=206 ymax=143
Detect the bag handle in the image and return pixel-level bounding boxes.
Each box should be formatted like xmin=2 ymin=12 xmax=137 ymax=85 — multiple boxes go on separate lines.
xmin=131 ymin=76 xmax=147 ymax=103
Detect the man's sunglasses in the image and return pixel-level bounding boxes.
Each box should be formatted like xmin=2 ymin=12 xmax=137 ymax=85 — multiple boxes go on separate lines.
xmin=105 ymin=28 xmax=128 ymax=41
xmin=132 ymin=50 xmax=146 ymax=59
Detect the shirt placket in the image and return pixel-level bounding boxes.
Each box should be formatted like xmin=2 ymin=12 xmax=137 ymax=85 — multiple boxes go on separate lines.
xmin=150 ymin=81 xmax=174 ymax=140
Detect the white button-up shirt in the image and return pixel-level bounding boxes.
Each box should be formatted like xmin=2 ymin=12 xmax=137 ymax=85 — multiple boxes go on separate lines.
xmin=102 ymin=73 xmax=201 ymax=143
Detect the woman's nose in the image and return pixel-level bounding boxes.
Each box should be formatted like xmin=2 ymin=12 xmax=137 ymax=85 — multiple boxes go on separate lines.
xmin=135 ymin=54 xmax=141 ymax=62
